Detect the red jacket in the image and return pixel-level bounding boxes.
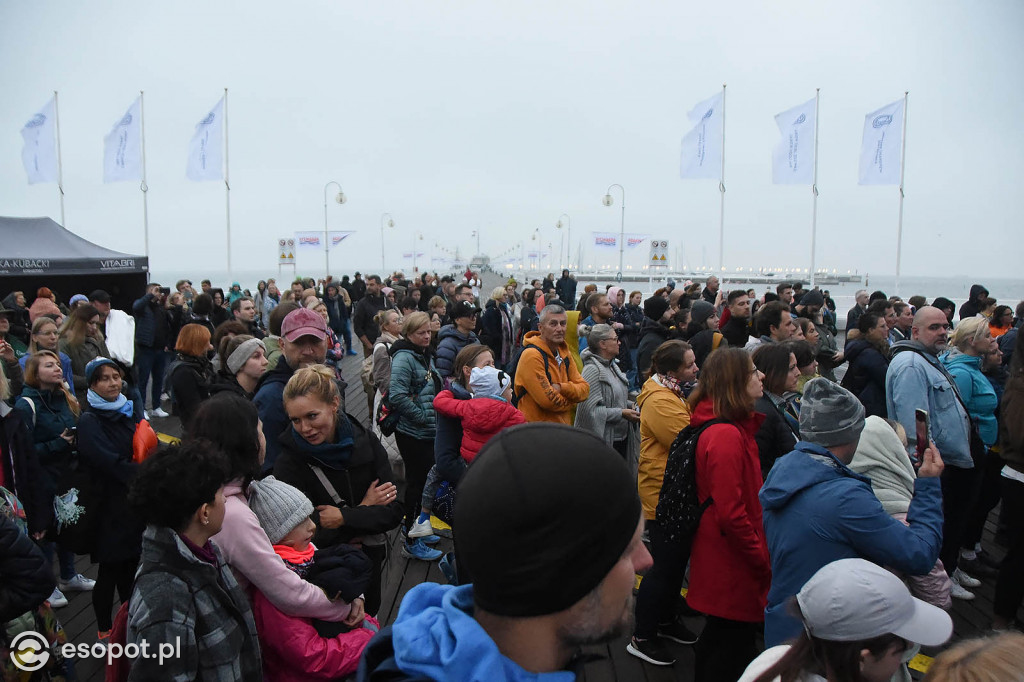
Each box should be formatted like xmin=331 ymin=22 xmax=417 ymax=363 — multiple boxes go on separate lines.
xmin=433 ymin=391 xmax=526 ymax=463
xmin=686 ymin=398 xmax=771 ymax=623
xmin=250 ymin=588 xmax=378 ymax=681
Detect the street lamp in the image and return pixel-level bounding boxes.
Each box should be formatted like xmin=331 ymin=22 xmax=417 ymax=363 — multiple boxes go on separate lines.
xmin=556 ymin=213 xmax=571 ymax=270
xmin=323 ymin=181 xmax=346 ymax=281
xmin=380 ymin=213 xmax=394 ymax=274
xmin=412 ymin=231 xmax=423 ymax=273
xmin=602 ymin=184 xmax=625 ymax=279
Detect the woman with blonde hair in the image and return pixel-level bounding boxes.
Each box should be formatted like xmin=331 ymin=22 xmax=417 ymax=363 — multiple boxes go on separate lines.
xmin=274 ymin=364 xmax=402 ymax=615
xmin=479 ymin=286 xmax=514 ymax=368
xmin=20 ymin=316 xmax=74 ymax=383
xmin=388 ymin=311 xmax=443 ymax=561
xmin=58 ymin=304 xmax=111 ymax=403
xmin=922 ymin=633 xmax=1024 ymax=681
xmin=14 ymin=350 xmax=93 ymax=607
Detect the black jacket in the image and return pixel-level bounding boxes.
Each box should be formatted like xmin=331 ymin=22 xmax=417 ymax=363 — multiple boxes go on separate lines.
xmin=274 ymin=414 xmax=403 ymax=548
xmin=77 ymin=405 xmax=144 ymax=563
xmin=841 ymin=339 xmax=890 ymax=418
xmin=959 ymin=284 xmax=989 ymax=321
xmin=636 ymin=317 xmax=671 ymax=380
xmin=353 ymin=294 xmax=388 ymax=345
xmin=168 ymin=353 xmax=217 ymax=428
xmin=555 ymin=276 xmax=577 ymax=310
xmin=0 ymin=404 xmax=52 ymax=534
xmin=132 ymin=293 xmax=171 ymax=349
xmin=721 ymin=315 xmax=751 ymax=349
xmin=0 ymin=515 xmax=55 ymax=621
xmin=754 ymin=394 xmax=799 ymax=478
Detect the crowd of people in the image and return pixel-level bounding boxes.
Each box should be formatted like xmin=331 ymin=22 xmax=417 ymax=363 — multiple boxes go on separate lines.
xmin=1 ymin=269 xmax=1023 ymax=681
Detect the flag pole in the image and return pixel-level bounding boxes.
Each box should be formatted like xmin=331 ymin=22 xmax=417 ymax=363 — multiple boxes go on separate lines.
xmin=223 ymin=87 xmax=232 ymax=279
xmin=140 ymin=90 xmax=150 ymax=259
xmin=717 ymin=83 xmax=726 ymax=272
xmin=809 ymin=88 xmax=820 ymax=289
xmin=894 ymin=91 xmax=908 ymax=297
xmin=53 ymin=90 xmax=66 ymax=227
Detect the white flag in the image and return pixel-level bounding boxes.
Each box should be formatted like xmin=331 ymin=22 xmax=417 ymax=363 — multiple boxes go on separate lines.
xmin=295 ymin=231 xmax=324 ymax=249
xmin=20 ymin=97 xmax=59 ymax=184
xmin=772 ymin=98 xmax=816 ymax=184
xmin=186 ymin=97 xmax=225 ymax=181
xmin=679 ymin=91 xmax=723 ymax=179
xmin=103 ymin=97 xmax=143 ymax=182
xmin=592 ymin=232 xmax=618 ymax=249
xmin=859 ymin=99 xmax=904 ymax=185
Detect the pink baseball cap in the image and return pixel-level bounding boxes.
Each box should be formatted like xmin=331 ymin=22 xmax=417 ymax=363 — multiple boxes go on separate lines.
xmin=281 ymin=308 xmax=328 ymax=342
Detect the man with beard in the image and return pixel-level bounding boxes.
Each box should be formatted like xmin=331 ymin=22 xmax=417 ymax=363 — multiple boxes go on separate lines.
xmin=794 ymin=290 xmax=843 ymax=381
xmin=514 ymin=305 xmax=589 ymax=425
xmin=720 ymin=289 xmax=753 ymax=349
xmin=358 ymin=424 xmax=651 ymax=681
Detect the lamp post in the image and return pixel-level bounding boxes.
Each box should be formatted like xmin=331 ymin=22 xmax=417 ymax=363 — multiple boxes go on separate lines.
xmin=556 ymin=213 xmax=571 ymax=270
xmin=602 ymin=184 xmax=625 ymax=279
xmin=323 ymin=181 xmax=346 ymax=281
xmin=412 ymin=231 xmax=423 ymax=273
xmin=380 ymin=213 xmax=394 ymax=274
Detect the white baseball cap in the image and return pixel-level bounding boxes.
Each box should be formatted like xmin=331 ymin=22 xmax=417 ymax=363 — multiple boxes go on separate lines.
xmin=797 ymin=558 xmax=952 ymax=646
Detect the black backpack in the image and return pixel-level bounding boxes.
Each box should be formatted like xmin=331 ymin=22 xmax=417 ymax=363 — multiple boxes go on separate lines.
xmin=508 ymin=343 xmax=553 ymax=408
xmin=655 ymin=418 xmax=728 ymax=543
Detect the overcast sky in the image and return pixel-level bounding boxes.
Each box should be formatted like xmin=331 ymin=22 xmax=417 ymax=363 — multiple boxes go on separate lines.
xmin=2 ymin=0 xmax=1022 ymax=280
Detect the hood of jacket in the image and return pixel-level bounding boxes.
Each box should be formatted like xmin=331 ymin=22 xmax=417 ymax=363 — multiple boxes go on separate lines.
xmin=639 ymin=316 xmax=671 ymax=340
xmin=390 ymin=337 xmax=431 ymax=360
xmin=438 ymin=325 xmax=477 ymax=344
xmin=843 ymin=338 xmax=874 ymax=364
xmin=940 ymin=347 xmax=980 ymax=371
xmin=760 ymin=442 xmax=870 ymax=512
xmin=890 ymin=339 xmax=936 ymax=359
xmin=388 ymin=583 xmax=575 ymax=682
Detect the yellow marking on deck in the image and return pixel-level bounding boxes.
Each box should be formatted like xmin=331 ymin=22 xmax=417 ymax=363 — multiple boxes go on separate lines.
xmin=430 ymin=516 xmax=452 ymax=532
xmin=156 ymin=432 xmax=180 ymax=445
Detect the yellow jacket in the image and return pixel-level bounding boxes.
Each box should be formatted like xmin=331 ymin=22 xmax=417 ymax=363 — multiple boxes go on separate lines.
xmin=636 ymin=375 xmax=691 ymax=520
xmin=513 ymin=330 xmax=589 ymax=425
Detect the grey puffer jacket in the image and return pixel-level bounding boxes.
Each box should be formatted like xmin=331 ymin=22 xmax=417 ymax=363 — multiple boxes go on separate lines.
xmin=575 ymin=348 xmax=631 ymax=444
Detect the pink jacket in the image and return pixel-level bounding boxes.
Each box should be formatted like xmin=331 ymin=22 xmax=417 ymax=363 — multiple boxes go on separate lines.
xmin=215 ymin=480 xmax=351 ymax=621
xmin=251 ymin=589 xmax=378 ymax=681
xmin=433 ymin=393 xmax=526 ymax=463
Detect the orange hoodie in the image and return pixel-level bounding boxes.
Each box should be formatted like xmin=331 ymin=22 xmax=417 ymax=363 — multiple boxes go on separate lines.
xmin=513 ymin=330 xmax=589 ymax=425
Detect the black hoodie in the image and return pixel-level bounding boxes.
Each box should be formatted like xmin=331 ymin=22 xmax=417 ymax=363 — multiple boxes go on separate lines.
xmin=958 ymin=284 xmax=989 ymax=321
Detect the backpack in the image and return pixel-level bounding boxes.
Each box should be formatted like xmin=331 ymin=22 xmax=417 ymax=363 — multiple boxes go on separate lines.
xmin=360 ymin=341 xmax=391 ymax=393
xmin=508 ymin=344 xmax=553 ymax=408
xmin=655 ymin=418 xmax=728 ymax=543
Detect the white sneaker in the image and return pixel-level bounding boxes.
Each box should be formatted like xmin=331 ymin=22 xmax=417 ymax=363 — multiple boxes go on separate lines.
xmin=59 ymin=574 xmax=96 ymax=592
xmin=950 ymin=581 xmax=976 ymax=600
xmin=151 ymin=407 xmax=170 ymax=418
xmin=408 ymin=516 xmax=434 ymax=539
xmin=953 ymin=568 xmax=982 ymax=589
xmin=48 ymin=587 xmax=68 ymax=608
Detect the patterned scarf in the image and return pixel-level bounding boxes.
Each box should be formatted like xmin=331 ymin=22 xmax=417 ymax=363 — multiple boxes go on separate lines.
xmin=653 ymin=373 xmax=686 ymax=399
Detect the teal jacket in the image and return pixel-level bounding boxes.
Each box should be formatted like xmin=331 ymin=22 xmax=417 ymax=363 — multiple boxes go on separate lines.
xmin=942 ymin=349 xmax=999 ymax=447
xmin=388 ymin=341 xmax=439 ymax=441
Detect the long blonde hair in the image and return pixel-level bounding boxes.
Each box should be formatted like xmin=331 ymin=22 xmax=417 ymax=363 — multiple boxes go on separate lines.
xmin=923 ymin=633 xmax=1024 ymax=681
xmin=24 ymin=350 xmax=80 ymax=416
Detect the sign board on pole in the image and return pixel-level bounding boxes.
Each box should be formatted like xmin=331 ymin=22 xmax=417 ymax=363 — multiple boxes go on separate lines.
xmin=279 ymin=238 xmax=295 ymax=264
xmin=649 ymin=240 xmax=669 ymax=267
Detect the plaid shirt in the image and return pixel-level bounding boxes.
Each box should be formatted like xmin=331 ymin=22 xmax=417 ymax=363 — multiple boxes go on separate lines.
xmin=128 ymin=525 xmax=262 ymax=681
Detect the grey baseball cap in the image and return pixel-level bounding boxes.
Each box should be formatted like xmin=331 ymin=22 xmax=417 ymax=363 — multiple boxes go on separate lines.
xmin=797 ymin=559 xmax=952 ymax=646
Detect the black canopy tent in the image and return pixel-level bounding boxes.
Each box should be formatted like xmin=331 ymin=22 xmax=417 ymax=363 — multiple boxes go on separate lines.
xmin=0 ymin=216 xmax=148 ymax=310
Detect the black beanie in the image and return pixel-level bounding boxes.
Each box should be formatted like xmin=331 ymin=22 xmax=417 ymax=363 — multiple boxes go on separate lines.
xmin=644 ymin=296 xmax=670 ymax=321
xmin=454 ymin=424 xmax=641 ymax=617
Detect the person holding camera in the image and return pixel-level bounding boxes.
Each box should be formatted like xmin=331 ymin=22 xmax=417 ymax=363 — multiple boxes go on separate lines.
xmin=132 ymin=283 xmax=172 ymax=418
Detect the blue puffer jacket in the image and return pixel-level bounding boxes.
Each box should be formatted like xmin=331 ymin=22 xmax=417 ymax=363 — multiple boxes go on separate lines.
xmin=389 ymin=341 xmax=440 ymax=441
xmin=759 ymin=441 xmax=943 ymax=647
xmin=942 ymin=348 xmax=999 ymax=447
xmin=434 ymin=326 xmax=478 ymax=379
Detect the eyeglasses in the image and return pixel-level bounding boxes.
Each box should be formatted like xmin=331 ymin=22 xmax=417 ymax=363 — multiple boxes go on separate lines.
xmin=35 ymin=330 xmax=58 ymax=337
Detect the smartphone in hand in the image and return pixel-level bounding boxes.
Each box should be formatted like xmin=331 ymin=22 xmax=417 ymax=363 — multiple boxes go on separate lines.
xmin=915 ymin=409 xmax=930 ymax=461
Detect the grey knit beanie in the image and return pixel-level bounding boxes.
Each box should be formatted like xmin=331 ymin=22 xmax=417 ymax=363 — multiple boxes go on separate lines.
xmin=690 ymin=300 xmax=716 ymax=325
xmin=247 ymin=476 xmax=314 ymax=544
xmin=800 ymin=378 xmax=866 ymax=447
xmin=226 ymin=337 xmax=267 ymax=375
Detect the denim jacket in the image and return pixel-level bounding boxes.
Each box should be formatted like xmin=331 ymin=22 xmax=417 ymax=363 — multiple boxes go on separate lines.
xmin=886 ymin=341 xmax=972 ymax=468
